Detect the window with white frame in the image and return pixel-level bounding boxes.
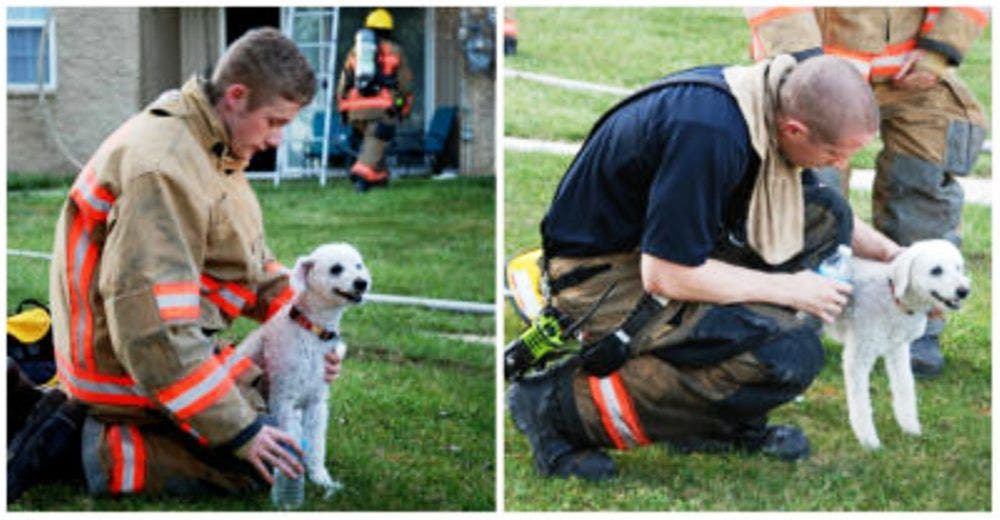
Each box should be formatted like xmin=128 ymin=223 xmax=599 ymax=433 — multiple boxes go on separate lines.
xmin=7 ymin=7 xmax=56 ymax=92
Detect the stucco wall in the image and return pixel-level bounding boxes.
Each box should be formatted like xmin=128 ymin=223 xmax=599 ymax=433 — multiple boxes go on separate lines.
xmin=7 ymin=7 xmax=142 ymax=175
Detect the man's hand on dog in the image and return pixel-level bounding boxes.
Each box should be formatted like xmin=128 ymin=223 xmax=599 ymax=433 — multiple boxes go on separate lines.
xmin=324 ymin=350 xmax=343 ymax=382
xmin=236 ymin=425 xmax=305 ymax=483
xmin=787 ymin=270 xmax=853 ymax=324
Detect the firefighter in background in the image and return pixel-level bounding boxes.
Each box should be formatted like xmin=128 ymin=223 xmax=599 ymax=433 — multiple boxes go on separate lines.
xmin=504 ymin=10 xmax=518 ymax=55
xmin=744 ymin=7 xmax=989 ymax=376
xmin=337 ymin=8 xmax=414 ymax=192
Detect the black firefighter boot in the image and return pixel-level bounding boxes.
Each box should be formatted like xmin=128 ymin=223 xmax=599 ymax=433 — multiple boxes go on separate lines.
xmin=7 ymin=395 xmax=87 ymax=503
xmin=910 ymin=317 xmax=945 ymax=377
xmin=7 ymin=357 xmax=45 ymax=442
xmin=507 ymin=362 xmax=616 ymax=482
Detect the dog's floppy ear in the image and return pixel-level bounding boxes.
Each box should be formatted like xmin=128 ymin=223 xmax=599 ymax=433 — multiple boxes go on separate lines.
xmin=890 ymin=246 xmax=917 ymax=299
xmin=291 ymin=255 xmax=316 ymax=293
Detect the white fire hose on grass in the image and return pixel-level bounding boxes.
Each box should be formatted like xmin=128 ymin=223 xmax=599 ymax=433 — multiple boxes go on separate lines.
xmin=7 ymin=249 xmax=495 ymax=314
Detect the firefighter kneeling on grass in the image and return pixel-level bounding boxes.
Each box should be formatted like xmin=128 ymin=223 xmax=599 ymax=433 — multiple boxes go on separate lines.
xmin=7 ymin=28 xmax=344 ymax=502
xmin=507 ymin=55 xmax=906 ymax=481
xmin=337 ymin=8 xmax=414 ymax=192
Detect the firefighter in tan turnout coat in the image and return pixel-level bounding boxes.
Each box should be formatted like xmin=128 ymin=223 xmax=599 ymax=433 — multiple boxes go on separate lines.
xmin=744 ymin=7 xmax=989 ymax=376
xmin=8 ymin=28 xmax=343 ymax=500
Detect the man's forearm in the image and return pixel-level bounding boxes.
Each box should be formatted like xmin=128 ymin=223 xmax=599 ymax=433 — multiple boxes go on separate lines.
xmin=851 ymin=216 xmax=902 ymax=261
xmin=641 ymin=254 xmax=791 ymax=307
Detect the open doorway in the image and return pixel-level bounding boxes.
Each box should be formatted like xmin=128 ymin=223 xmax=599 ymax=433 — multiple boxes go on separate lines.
xmin=223 ymin=7 xmax=281 ymax=173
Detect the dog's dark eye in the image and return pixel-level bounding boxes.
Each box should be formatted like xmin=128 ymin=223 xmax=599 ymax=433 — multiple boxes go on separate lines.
xmin=356 ymin=263 xmax=362 ymax=270
xmin=930 ymin=266 xmax=943 ymax=276
xmin=330 ymin=264 xmax=344 ymax=276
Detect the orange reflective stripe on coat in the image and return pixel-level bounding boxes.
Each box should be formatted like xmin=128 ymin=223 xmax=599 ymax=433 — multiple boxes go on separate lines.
xmin=200 ymin=274 xmax=257 ymax=318
xmin=824 ymin=38 xmax=917 ymax=80
xmin=69 ymin=165 xmax=115 ymax=227
xmin=503 ymin=17 xmax=519 ymax=37
xmin=588 ymin=372 xmax=651 ymax=450
xmin=178 ymin=421 xmax=210 ymax=447
xmin=107 ymin=424 xmax=147 ymax=495
xmin=66 ymin=167 xmax=116 ymax=372
xmin=155 ymin=347 xmax=254 ymax=420
xmin=267 ymin=286 xmax=295 ymax=320
xmin=55 ymin=349 xmax=156 ymax=408
xmin=153 ymin=281 xmax=200 ymax=323
xmin=338 ymin=88 xmax=395 ymax=112
xmin=955 ymin=7 xmax=989 ymax=28
xmin=920 ymin=7 xmax=941 ymax=34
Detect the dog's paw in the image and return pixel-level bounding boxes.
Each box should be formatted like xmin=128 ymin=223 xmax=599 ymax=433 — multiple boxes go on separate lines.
xmin=309 ymin=468 xmax=343 ymax=499
xmin=858 ymin=436 xmax=881 ymax=451
xmin=900 ymin=421 xmax=921 ymax=436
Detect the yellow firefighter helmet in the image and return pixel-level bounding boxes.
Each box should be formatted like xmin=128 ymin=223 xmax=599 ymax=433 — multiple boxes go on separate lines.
xmin=365 ymin=8 xmax=394 ymax=30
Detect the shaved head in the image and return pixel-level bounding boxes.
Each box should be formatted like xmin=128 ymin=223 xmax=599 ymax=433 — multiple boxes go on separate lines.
xmin=778 ymin=55 xmax=879 ymax=145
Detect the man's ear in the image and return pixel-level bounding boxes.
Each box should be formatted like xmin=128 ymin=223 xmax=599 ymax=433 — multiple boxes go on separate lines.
xmin=778 ymin=116 xmax=809 ymax=140
xmin=222 ymin=83 xmax=249 ymax=111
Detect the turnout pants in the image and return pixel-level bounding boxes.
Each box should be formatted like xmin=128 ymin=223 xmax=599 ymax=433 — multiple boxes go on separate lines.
xmin=546 ymin=181 xmax=852 ymax=450
xmin=350 ymin=114 xmax=398 ymax=182
xmin=79 ymin=349 xmax=268 ymax=496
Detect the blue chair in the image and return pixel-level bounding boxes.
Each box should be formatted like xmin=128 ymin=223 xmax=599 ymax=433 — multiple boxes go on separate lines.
xmin=422 ymin=105 xmax=457 ymax=173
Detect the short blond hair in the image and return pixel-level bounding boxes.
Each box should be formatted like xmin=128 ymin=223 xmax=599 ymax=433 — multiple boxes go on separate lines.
xmin=209 ymin=27 xmax=316 ymax=110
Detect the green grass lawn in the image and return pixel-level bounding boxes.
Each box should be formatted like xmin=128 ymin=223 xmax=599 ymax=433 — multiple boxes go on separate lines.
xmin=506 ymin=7 xmax=992 ymax=177
xmin=7 ymin=175 xmax=496 ymax=511
xmin=504 ymin=147 xmax=991 ymax=510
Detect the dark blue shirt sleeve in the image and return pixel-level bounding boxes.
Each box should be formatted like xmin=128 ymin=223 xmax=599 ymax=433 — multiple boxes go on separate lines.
xmin=641 ymin=120 xmax=750 ymax=266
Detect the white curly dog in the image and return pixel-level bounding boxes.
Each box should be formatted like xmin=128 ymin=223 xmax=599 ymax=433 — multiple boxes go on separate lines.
xmin=826 ymin=239 xmax=969 ymax=450
xmin=237 ymin=243 xmax=370 ymax=495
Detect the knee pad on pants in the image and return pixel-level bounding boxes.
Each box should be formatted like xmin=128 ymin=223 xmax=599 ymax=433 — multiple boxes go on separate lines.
xmin=752 ymin=326 xmax=825 ymax=392
xmin=874 ymin=153 xmax=963 ymax=246
xmin=944 ymin=119 xmax=986 ymax=176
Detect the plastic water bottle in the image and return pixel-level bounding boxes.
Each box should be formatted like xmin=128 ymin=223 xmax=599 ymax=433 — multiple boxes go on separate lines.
xmin=270 ymin=439 xmax=306 ymax=510
xmin=815 ymin=244 xmax=853 ymax=284
xmin=796 ymin=244 xmax=853 ymax=326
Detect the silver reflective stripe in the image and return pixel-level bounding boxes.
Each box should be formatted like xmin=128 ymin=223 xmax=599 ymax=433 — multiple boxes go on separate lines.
xmin=119 ymin=426 xmax=137 ymax=492
xmin=156 ymin=293 xmax=200 ymax=310
xmin=872 ymin=53 xmax=906 ymax=68
xmin=58 ymin=364 xmax=142 ymax=398
xmin=217 ymin=287 xmax=247 ymax=309
xmin=163 ymin=354 xmax=243 ymax=414
xmin=79 ymin=186 xmax=112 ymax=214
xmin=73 ymin=229 xmax=90 ymax=368
xmin=598 ymin=377 xmax=637 ymax=448
xmin=614 ymin=329 xmax=630 ymax=344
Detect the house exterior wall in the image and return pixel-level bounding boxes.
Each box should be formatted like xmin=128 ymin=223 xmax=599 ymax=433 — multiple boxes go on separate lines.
xmin=435 ymin=8 xmax=496 ymax=177
xmin=7 ymin=8 xmax=142 ymax=175
xmin=7 ymin=7 xmax=495 ymax=178
xmin=139 ymin=8 xmax=181 ymax=107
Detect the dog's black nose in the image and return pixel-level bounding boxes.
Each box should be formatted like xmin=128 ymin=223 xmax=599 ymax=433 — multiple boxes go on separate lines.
xmin=957 ymin=287 xmax=969 ymax=299
xmin=354 ymin=279 xmax=368 ymax=292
